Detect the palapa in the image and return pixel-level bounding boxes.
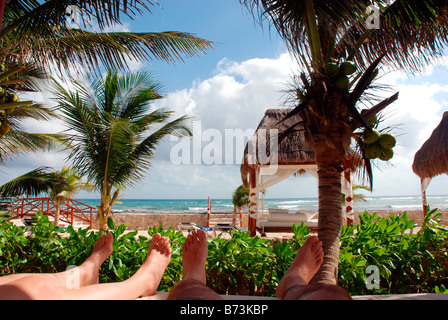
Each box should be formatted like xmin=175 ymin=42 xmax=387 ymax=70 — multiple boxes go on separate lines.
xmin=412 ymin=111 xmax=448 ymax=214
xmin=240 ymin=108 xmax=315 ymax=187
xmin=240 ymin=109 xmax=363 ymax=236
xmin=240 ymin=109 xmax=362 ymax=187
xmin=413 ymin=111 xmax=448 ymax=179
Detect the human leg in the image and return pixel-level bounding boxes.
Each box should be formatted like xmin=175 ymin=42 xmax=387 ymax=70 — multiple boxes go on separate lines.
xmin=277 ymin=235 xmax=352 ymax=300
xmin=167 ymin=229 xmax=221 ymax=300
xmin=0 ymin=233 xmax=171 ymax=300
xmin=0 ymin=232 xmax=113 ymax=287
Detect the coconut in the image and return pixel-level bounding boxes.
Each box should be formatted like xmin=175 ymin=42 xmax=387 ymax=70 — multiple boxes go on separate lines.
xmin=340 ymin=61 xmax=357 ymax=75
xmin=0 ymin=121 xmax=10 ymax=135
xmin=325 ymin=62 xmax=339 ymax=77
xmin=379 ymin=148 xmax=394 ymax=161
xmin=365 ymin=142 xmax=382 ymax=159
xmin=378 ymin=132 xmax=397 ymax=149
xmin=296 ymin=89 xmax=305 ymax=102
xmin=363 ymin=128 xmax=380 ymax=144
xmin=7 ymin=93 xmax=19 ymax=103
xmin=335 ymin=75 xmax=350 ymax=90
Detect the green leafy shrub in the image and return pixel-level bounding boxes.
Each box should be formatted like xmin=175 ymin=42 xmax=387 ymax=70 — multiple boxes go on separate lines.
xmin=1 ymin=210 xmax=448 ymax=297
xmin=339 ymin=208 xmax=448 ymax=295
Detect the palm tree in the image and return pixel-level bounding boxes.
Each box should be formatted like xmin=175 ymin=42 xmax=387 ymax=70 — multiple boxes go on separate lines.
xmin=0 ymin=0 xmax=212 ymax=163
xmin=0 ymin=0 xmax=214 ymax=73
xmin=0 ymin=52 xmax=66 ymax=164
xmin=232 ymin=184 xmax=249 ymax=227
xmin=0 ymin=166 xmax=65 ymax=198
xmin=0 ymin=166 xmax=92 ymax=226
xmin=240 ymin=0 xmax=448 ymax=284
xmin=49 ymin=166 xmax=92 ymax=227
xmin=52 ymin=68 xmax=193 ymax=230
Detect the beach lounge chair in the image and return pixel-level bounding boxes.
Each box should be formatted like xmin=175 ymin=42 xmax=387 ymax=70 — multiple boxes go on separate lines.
xmin=178 ymin=222 xmax=199 ymax=232
xmin=178 ymin=222 xmax=213 ymax=234
xmin=256 ymin=209 xmax=318 ymax=236
xmin=212 ymin=223 xmax=238 ymax=237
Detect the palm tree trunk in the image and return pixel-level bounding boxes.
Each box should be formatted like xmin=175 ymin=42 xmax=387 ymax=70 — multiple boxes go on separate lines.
xmin=53 ymin=198 xmax=61 ymax=227
xmin=314 ymin=164 xmax=344 ymax=284
xmin=232 ymin=208 xmax=237 ymax=227
xmin=311 ymin=127 xmax=347 ymax=284
xmin=98 ymin=203 xmax=110 ymax=231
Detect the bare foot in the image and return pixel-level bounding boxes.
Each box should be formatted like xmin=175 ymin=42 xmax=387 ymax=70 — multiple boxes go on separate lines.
xmin=77 ymin=232 xmax=114 ymax=286
xmin=276 ymin=236 xmax=324 ymax=299
xmin=182 ymin=229 xmax=208 ymax=284
xmin=133 ymin=233 xmax=172 ymax=297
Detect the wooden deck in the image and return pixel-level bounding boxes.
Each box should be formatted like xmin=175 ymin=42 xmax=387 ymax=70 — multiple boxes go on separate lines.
xmin=7 ymin=197 xmax=95 ymax=228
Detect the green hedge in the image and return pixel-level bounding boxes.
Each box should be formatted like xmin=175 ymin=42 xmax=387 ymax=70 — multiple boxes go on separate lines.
xmin=1 ymin=209 xmax=448 ymax=296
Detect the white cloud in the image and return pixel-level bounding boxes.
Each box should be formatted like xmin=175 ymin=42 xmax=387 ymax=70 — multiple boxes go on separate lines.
xmin=362 ymin=63 xmax=448 ymax=196
xmin=3 ymin=51 xmax=448 ymax=201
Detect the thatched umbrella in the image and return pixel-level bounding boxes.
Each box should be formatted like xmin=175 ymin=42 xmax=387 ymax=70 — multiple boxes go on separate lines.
xmin=240 ymin=109 xmax=362 ymax=235
xmin=241 ymin=108 xmax=315 ymax=184
xmin=412 ymin=111 xmax=448 ymax=214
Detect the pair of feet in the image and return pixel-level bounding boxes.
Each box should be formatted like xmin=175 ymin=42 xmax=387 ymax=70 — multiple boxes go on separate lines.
xmin=81 ymin=231 xmax=171 ymax=296
xmin=89 ymin=230 xmax=324 ymax=298
xmin=178 ymin=229 xmax=324 ymax=299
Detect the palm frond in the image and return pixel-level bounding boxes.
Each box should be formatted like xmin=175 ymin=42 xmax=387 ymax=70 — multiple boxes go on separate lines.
xmin=0 ymin=131 xmax=68 ymax=164
xmin=360 ymin=0 xmax=448 ymax=72
xmin=241 ymin=0 xmax=448 ymax=72
xmin=17 ymin=29 xmax=215 ymax=71
xmin=2 ymin=0 xmax=156 ymax=37
xmin=0 ymin=166 xmax=62 ymax=197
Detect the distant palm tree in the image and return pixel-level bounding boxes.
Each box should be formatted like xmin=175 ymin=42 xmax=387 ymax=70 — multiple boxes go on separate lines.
xmin=49 ymin=167 xmax=92 ymax=227
xmin=0 ymin=166 xmax=92 ymax=226
xmin=52 ymin=69 xmax=193 ymax=229
xmin=0 ymin=0 xmax=214 ymax=73
xmin=240 ymin=0 xmax=448 ymax=284
xmin=0 ymin=166 xmax=64 ymax=198
xmin=232 ymin=184 xmax=249 ymax=227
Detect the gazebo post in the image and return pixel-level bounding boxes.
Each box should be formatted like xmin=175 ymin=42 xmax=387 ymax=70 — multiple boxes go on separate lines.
xmin=343 ymin=158 xmax=354 ymax=225
xmin=248 ymin=169 xmax=259 ymax=237
xmin=420 ymin=177 xmax=431 ymax=217
xmin=207 ymin=196 xmax=211 ymax=227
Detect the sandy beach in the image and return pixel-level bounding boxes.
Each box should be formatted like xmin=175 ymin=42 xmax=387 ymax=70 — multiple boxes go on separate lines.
xmin=89 ymin=208 xmax=448 ymax=233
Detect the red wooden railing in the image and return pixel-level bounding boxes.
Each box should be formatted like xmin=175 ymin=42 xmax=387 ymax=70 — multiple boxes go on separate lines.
xmin=7 ymin=197 xmax=95 ymax=229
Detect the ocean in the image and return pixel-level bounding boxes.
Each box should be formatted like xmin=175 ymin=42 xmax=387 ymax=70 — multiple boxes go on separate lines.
xmin=77 ymin=195 xmax=448 ymax=215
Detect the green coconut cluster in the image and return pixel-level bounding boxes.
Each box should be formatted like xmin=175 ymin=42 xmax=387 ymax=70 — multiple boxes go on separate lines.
xmin=362 ymin=126 xmax=397 ymax=161
xmin=0 ymin=63 xmax=32 ymax=137
xmin=0 ymin=88 xmax=20 ymax=136
xmin=324 ymin=58 xmax=357 ymax=90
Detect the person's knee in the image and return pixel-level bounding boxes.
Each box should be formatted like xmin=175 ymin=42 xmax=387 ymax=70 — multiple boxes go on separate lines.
xmin=283 ymin=284 xmax=352 ymax=300
xmin=168 ymin=279 xmax=221 ymax=300
xmin=0 ymin=276 xmax=50 ymax=300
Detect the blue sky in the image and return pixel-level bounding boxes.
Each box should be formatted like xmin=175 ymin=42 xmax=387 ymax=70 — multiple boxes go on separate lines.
xmin=129 ymin=0 xmax=285 ymax=91
xmin=2 ymin=0 xmax=448 ymax=203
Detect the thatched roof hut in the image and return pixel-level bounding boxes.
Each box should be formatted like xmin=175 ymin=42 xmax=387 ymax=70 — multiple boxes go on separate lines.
xmin=412 ymin=111 xmax=448 ymax=179
xmin=240 ymin=109 xmax=362 ymax=235
xmin=240 ymin=108 xmax=315 ymax=186
xmin=412 ymin=111 xmax=448 ymax=213
xmin=240 ymin=108 xmax=362 ymax=187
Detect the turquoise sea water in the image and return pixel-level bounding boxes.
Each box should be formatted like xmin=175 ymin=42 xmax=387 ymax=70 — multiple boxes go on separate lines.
xmin=77 ymin=195 xmax=448 ymax=215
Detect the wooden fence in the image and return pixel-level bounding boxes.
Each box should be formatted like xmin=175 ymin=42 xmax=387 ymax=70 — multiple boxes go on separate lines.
xmin=7 ymin=197 xmax=95 ymax=228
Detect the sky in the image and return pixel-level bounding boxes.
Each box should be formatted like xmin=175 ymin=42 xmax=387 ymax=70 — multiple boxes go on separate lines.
xmin=1 ymin=0 xmax=448 ymax=201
